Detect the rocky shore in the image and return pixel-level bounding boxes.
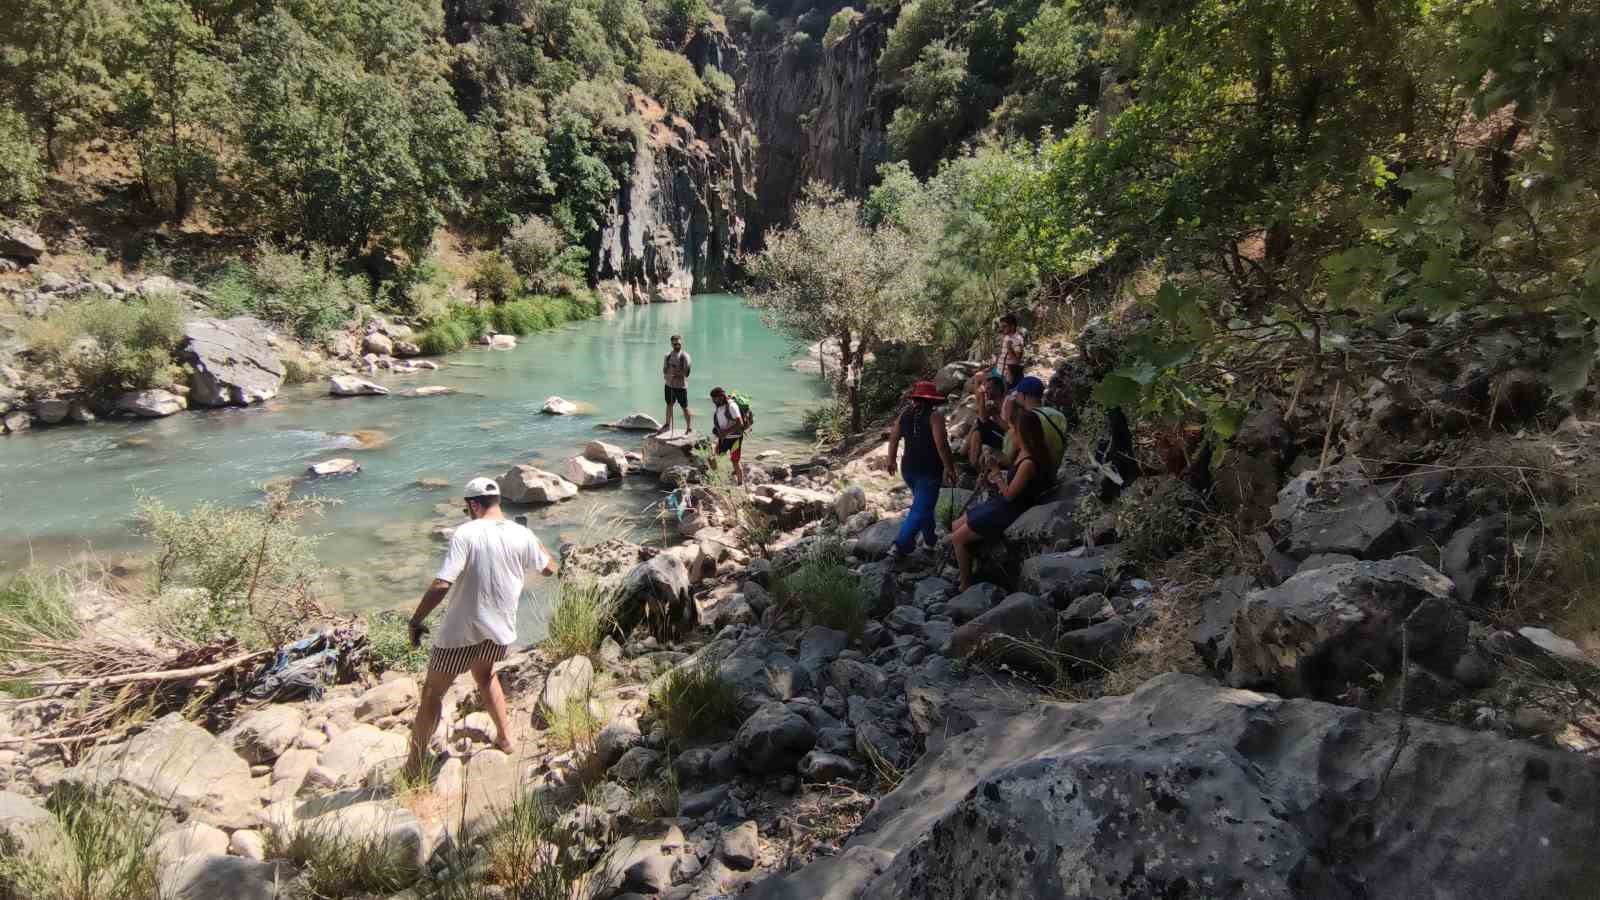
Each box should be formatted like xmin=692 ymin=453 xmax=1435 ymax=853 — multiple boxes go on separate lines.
xmin=5 ymin=318 xmax=1600 ymax=898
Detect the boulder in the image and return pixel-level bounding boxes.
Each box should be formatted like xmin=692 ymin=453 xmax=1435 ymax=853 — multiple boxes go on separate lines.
xmin=229 ymin=829 xmax=267 ymax=861
xmin=180 ymin=317 xmax=286 ymax=407
xmin=541 ymin=396 xmax=579 ymax=415
xmin=934 ymin=361 xmax=979 ymax=395
xmin=328 ymin=375 xmax=389 ymax=397
xmin=161 ymin=855 xmax=294 ymax=900
xmin=747 ymin=674 xmax=1600 ymax=900
xmin=0 ymin=221 xmax=45 ymax=261
xmin=1004 ymin=500 xmax=1082 ymax=547
xmin=947 ymin=583 xmax=1006 ymax=624
xmin=1188 ymin=574 xmax=1254 ymax=671
xmin=58 ymin=713 xmax=257 ymax=827
xmin=498 ymin=465 xmax=578 ymax=504
xmin=608 ymin=412 xmax=663 ymax=431
xmin=34 ymin=397 xmax=70 ymax=424
xmin=221 ymin=705 xmax=304 ymax=764
xmin=1517 ymin=627 xmax=1588 ymax=664
xmin=317 ymin=723 xmax=408 ymax=787
xmin=831 ymin=658 xmax=889 ymax=699
xmin=833 ymin=485 xmax=867 ymax=523
xmin=945 ymin=593 xmax=1057 ymax=670
xmin=0 ymin=790 xmax=64 ymax=857
xmin=564 ymin=454 xmax=611 ymax=487
xmin=487 ymin=333 xmax=517 ymax=349
xmin=393 ymin=340 xmax=422 ymax=358
xmin=855 ymin=518 xmax=903 ymax=561
xmin=2 ymin=410 xmax=31 ymax=433
xmin=362 ymin=333 xmax=394 ymax=356
xmin=612 ymin=746 xmax=664 ymax=782
xmin=641 ymin=431 xmax=703 ymax=472
xmin=596 ymin=718 xmax=644 ymax=767
xmin=355 ymin=678 xmax=417 ymax=721
xmin=721 ymin=820 xmax=761 ymax=870
xmin=138 ymin=275 xmax=184 ymax=297
xmin=751 ymin=484 xmax=834 ymax=528
xmin=1229 ymin=558 xmax=1467 ymax=700
xmin=541 ymin=655 xmax=595 ymax=714
xmin=1270 ymin=466 xmax=1407 ymax=561
xmin=616 ymin=554 xmax=696 ymax=638
xmin=296 ymin=800 xmax=428 ymax=869
xmin=116 ymin=389 xmax=185 ymax=418
xmin=735 ymin=702 xmax=817 ymax=774
xmin=152 ymin=822 xmax=229 ymax=868
xmin=1441 ymin=518 xmax=1509 ymax=607
xmin=584 ymin=440 xmax=630 ymax=477
xmin=1056 ymin=618 xmax=1131 ymax=667
xmin=306 ymin=458 xmax=360 ymax=478
xmin=799 ymin=750 xmax=861 ymax=782
xmin=1019 ymin=551 xmax=1111 ymax=600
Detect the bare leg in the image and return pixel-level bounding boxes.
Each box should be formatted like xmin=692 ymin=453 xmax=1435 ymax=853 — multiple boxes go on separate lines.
xmin=659 ymin=402 xmax=672 ymax=434
xmin=407 ymin=666 xmax=455 ymax=778
xmin=683 ymin=403 xmax=692 ymax=433
xmin=952 ymin=524 xmax=978 ymax=590
xmin=471 ymin=657 xmax=514 ymax=754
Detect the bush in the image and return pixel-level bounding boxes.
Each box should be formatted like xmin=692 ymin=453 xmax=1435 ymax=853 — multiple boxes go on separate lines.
xmin=775 ymin=552 xmax=868 ymax=638
xmin=416 ymin=318 xmax=471 ymax=355
xmin=502 ymin=216 xmax=585 ymax=290
xmin=0 ymin=106 xmax=43 ymax=214
xmin=803 ymin=400 xmax=849 ymax=443
xmin=22 ymin=293 xmax=183 ymax=399
xmin=0 ymin=571 xmax=78 ymax=666
xmin=205 ymin=244 xmax=365 ymax=341
xmin=638 ymin=47 xmax=710 ymax=115
xmin=824 ymin=7 xmax=863 ymax=48
xmin=136 ymin=483 xmax=328 ymax=648
xmin=783 ymin=31 xmax=821 ymax=63
xmin=651 ymin=662 xmax=739 ymax=740
xmin=468 ymin=251 xmax=521 ymax=304
xmin=750 ymin=9 xmax=777 ymax=35
xmin=703 ymin=66 xmax=735 ymax=98
xmin=366 ymin=610 xmax=429 ymax=673
xmin=274 ymin=814 xmax=420 ymax=897
xmin=1113 ymin=479 xmax=1205 ymax=567
xmin=541 ymin=578 xmax=616 ymax=662
xmin=0 ymin=786 xmax=166 ymax=900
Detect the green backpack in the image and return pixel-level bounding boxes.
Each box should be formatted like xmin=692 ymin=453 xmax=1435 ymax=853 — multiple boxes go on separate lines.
xmin=726 ymin=390 xmax=755 ymax=430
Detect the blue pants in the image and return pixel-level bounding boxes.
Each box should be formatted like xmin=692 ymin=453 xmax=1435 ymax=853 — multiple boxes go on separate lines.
xmin=896 ymin=472 xmax=942 ymax=553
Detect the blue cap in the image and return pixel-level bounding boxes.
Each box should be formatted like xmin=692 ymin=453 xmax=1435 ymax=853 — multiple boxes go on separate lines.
xmin=1015 ymin=376 xmax=1045 ymax=397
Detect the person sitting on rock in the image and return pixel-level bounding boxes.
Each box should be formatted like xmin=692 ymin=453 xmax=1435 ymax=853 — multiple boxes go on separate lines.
xmin=963 ymin=372 xmax=1009 ymax=474
xmin=1002 ymin=376 xmax=1069 ymax=474
xmin=658 ymin=334 xmax=693 ymax=435
xmin=404 ymin=477 xmax=556 ymax=776
xmin=885 ymin=380 xmax=956 ymax=560
xmin=950 ymin=408 xmax=1057 ymax=590
xmin=709 ymin=386 xmax=748 ymax=485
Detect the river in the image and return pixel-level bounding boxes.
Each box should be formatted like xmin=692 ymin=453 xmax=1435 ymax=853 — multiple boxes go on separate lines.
xmin=0 ymin=294 xmax=828 ymax=628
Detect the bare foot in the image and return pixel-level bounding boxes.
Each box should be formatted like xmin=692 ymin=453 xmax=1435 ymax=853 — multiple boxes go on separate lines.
xmin=494 ymin=737 xmax=515 ymax=755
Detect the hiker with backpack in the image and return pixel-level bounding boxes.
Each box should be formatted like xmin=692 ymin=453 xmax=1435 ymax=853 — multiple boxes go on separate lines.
xmin=709 ymin=386 xmax=750 ymax=485
xmin=884 ymin=381 xmax=956 ymax=560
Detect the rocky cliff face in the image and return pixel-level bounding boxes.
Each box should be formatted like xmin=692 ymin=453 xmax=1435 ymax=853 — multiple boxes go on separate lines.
xmin=593 ymin=25 xmax=887 ymax=307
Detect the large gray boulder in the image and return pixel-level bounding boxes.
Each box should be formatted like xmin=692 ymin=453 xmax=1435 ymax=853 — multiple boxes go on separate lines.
xmin=180 ymin=317 xmax=285 ymax=407
xmin=116 ymin=388 xmax=185 ymax=418
xmin=735 ymin=702 xmax=817 ymax=774
xmin=747 ymin=674 xmax=1600 ymax=900
xmin=1270 ymin=465 xmax=1407 ymax=561
xmin=751 ymin=484 xmax=834 ymax=528
xmin=1229 ymin=557 xmax=1466 ymax=700
xmin=221 ymin=705 xmax=304 ymax=764
xmin=0 ymin=221 xmax=45 ymax=261
xmin=57 ymin=713 xmax=258 ymax=828
xmin=160 ymin=855 xmax=296 ymax=900
xmin=641 ymin=431 xmax=703 ymax=472
xmin=497 ymin=465 xmax=578 ymax=504
xmin=0 ymin=791 xmax=64 ymax=857
xmin=616 ymin=553 xmax=696 ymax=638
xmin=1441 ymin=517 xmax=1509 ymax=607
xmin=945 ymin=592 xmax=1057 ymax=671
xmin=855 ymin=518 xmax=903 ymax=560
xmin=1004 ymin=500 xmax=1082 ymax=547
xmin=1019 ymin=550 xmax=1111 ymax=600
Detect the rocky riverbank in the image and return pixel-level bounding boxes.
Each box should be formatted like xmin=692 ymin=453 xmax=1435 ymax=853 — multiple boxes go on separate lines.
xmin=5 ymin=317 xmax=1600 ymax=898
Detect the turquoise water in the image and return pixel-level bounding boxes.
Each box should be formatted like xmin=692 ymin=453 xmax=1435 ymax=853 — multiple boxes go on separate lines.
xmin=0 ymin=295 xmax=827 ymax=623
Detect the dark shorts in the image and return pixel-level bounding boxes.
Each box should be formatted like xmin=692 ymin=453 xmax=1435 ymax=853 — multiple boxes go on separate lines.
xmin=967 ymin=497 xmax=1025 ymax=537
xmin=715 ymin=435 xmax=743 ymax=467
xmin=428 ymin=640 xmax=508 ymax=676
xmin=664 ymin=385 xmax=689 ymax=408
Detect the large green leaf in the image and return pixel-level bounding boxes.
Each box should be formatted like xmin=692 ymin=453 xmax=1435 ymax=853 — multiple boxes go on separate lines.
xmin=1093 ymin=373 xmax=1142 ymax=409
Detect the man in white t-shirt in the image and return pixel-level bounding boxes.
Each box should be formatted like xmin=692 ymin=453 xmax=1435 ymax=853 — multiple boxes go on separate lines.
xmin=709 ymin=386 xmax=747 ymax=485
xmin=404 ymin=477 xmax=556 ymax=775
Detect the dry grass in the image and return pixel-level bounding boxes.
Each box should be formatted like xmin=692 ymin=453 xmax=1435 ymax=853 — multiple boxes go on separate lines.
xmin=541 ymin=695 xmax=601 ymax=754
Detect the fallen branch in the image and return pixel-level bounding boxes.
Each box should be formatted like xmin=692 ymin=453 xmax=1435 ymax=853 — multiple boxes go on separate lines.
xmin=28 ymin=649 xmax=271 ymax=690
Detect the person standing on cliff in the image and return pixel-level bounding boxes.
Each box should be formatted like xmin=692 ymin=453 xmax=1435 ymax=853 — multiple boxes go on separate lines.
xmin=658 ymin=334 xmax=693 ymax=435
xmin=404 ymin=477 xmax=556 ymax=776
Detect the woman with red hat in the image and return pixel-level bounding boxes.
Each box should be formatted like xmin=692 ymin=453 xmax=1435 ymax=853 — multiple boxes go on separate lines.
xmin=885 ymin=380 xmax=955 ymax=559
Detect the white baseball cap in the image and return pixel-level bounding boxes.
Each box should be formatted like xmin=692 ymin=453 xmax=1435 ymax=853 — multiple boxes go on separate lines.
xmin=464 ymin=477 xmax=500 ymax=499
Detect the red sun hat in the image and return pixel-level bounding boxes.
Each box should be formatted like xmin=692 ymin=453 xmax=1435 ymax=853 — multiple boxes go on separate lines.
xmin=907 ymin=381 xmax=945 ymax=401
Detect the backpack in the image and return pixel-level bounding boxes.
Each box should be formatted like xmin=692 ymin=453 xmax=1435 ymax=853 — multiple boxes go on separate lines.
xmin=726 ymin=390 xmax=755 ymax=430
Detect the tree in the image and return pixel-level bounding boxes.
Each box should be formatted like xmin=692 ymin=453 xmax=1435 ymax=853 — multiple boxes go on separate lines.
xmin=0 ymin=106 xmax=43 ymax=214
xmin=746 ymin=184 xmax=922 ymax=433
xmin=113 ymin=0 xmax=228 ymax=223
xmin=824 ymin=7 xmax=864 ymax=48
xmin=637 ymin=46 xmax=708 ymax=115
xmin=0 ymin=0 xmax=113 ymax=167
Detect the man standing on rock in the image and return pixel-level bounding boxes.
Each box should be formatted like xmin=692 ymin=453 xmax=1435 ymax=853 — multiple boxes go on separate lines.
xmin=405 ymin=477 xmax=556 ymax=776
xmin=658 ymin=334 xmax=693 ymax=435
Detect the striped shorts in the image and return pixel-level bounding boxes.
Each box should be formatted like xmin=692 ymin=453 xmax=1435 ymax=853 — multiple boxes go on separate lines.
xmin=428 ymin=640 xmax=509 ymax=676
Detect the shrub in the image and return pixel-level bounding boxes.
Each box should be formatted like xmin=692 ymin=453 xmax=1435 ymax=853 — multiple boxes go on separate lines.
xmin=502 ymin=216 xmax=585 ymax=289
xmin=0 ymin=571 xmax=80 ymax=667
xmin=703 ymin=67 xmax=735 ymax=98
xmin=651 ymin=662 xmax=739 ymax=740
xmin=541 ymin=578 xmax=616 ymax=663
xmin=366 ymin=610 xmax=429 ymax=673
xmin=750 ymin=9 xmax=777 ymax=35
xmin=0 ymin=106 xmax=43 ymax=214
xmin=824 ymin=7 xmax=863 ymax=48
xmin=803 ymin=400 xmax=849 ymax=444
xmin=1113 ymin=479 xmax=1205 ymax=567
xmin=204 ymin=244 xmax=365 ymax=341
xmin=416 ymin=318 xmax=471 ymax=355
xmin=274 ymin=814 xmax=420 ymax=897
xmin=637 ymin=46 xmax=709 ymax=114
xmin=476 ymin=793 xmax=574 ymax=895
xmin=0 ymin=786 xmax=165 ymax=900
xmin=468 ymin=250 xmax=521 ymax=303
xmin=783 ymin=31 xmax=821 ymax=63
xmin=490 ymin=298 xmax=546 ymax=335
xmin=136 ymin=483 xmax=328 ymax=648
xmin=542 ymin=694 xmax=601 ymax=753
xmin=22 ymin=293 xmax=183 ymax=399
xmin=775 ymin=553 xmax=868 ymax=638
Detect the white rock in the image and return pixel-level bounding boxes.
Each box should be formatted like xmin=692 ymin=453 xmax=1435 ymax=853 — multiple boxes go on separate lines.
xmin=487 ymin=334 xmax=517 ymax=349
xmin=229 ymin=829 xmax=267 ymax=860
xmin=608 ymin=413 xmax=663 ymax=432
xmin=565 ymin=454 xmax=611 ymax=487
xmin=1518 ymin=627 xmax=1588 ymax=664
xmin=541 ymin=396 xmax=579 ymax=415
xmin=222 ymin=706 xmax=305 ymax=764
xmin=328 ymin=375 xmax=389 ymax=397
xmin=297 ymin=801 xmax=429 ymax=868
xmin=307 ymin=457 xmax=361 ymax=478
xmin=317 ymin=724 xmax=408 ymax=787
xmin=116 ymin=388 xmax=185 ymax=418
xmin=541 ymin=656 xmax=595 ymax=715
xmin=583 ymin=440 xmax=629 ymax=476
xmin=363 ymin=333 xmax=394 ymax=356
xmin=355 ymin=678 xmax=418 ymax=722
xmin=498 ymin=465 xmax=578 ymax=504
xmin=408 ymin=385 xmax=453 ymax=397
xmin=833 ymin=485 xmax=867 ymax=523
xmin=138 ymin=274 xmax=181 ymax=297
xmin=152 ymin=822 xmax=229 ymax=869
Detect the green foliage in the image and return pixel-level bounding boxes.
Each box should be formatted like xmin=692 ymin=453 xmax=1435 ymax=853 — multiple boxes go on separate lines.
xmin=365 ymin=610 xmax=429 ymax=673
xmin=824 ymin=7 xmax=864 ymax=48
xmin=750 ymin=9 xmax=778 ymax=35
xmin=638 ymin=46 xmax=709 ymax=115
xmin=136 ymin=482 xmax=327 ymax=648
xmin=651 ymin=662 xmax=739 ymax=740
xmin=471 ymin=793 xmax=578 ymax=897
xmin=274 ymin=812 xmax=421 ymax=897
xmin=1113 ymin=480 xmax=1205 ymax=567
xmin=0 ymin=570 xmax=79 ymax=693
xmin=541 ymin=578 xmax=617 ymax=663
xmin=21 ymin=293 xmax=182 ymax=398
xmin=803 ymin=400 xmax=849 ymax=443
xmin=702 ymin=66 xmax=736 ymax=99
xmin=542 ymin=694 xmax=601 ymax=752
xmin=0 ymin=786 xmax=165 ymax=900
xmin=775 ymin=555 xmax=868 ymax=638
xmin=0 ymin=106 xmax=42 ymax=213
xmin=653 ymin=0 xmax=713 ymax=42
xmin=206 ymin=245 xmax=364 ymax=342
xmin=416 ymin=318 xmax=472 ymax=356
xmin=503 ymin=215 xmax=588 ymax=294
xmin=469 ymin=250 xmax=521 ymax=303
xmin=0 ymin=0 xmax=113 ymax=167
xmin=887 ymin=41 xmax=981 ymax=175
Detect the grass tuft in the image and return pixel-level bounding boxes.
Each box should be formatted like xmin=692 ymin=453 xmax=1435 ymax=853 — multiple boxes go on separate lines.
xmin=0 ymin=786 xmax=164 ymax=900
xmin=365 ymin=610 xmax=430 ymax=673
xmin=541 ymin=695 xmax=601 ymax=754
xmin=774 ymin=555 xmax=869 ymax=638
xmin=273 ymin=816 xmax=420 ymax=898
xmin=540 ymin=579 xmax=616 ymax=663
xmin=651 ymin=662 xmax=740 ymax=741
xmin=0 ymin=570 xmax=80 ymax=669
